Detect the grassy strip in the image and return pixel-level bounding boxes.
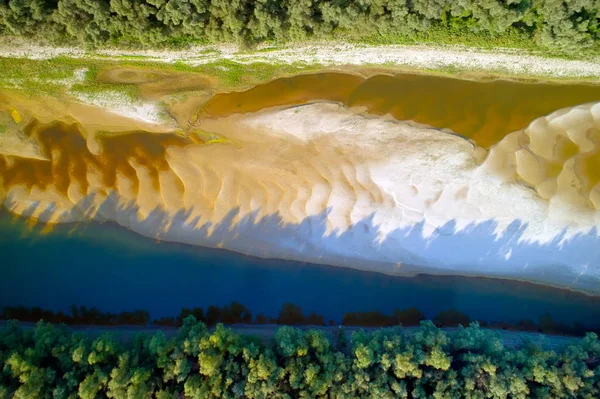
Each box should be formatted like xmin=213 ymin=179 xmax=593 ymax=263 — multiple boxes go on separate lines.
xmin=1 ymin=42 xmax=598 ymax=112
xmin=0 ymin=56 xmax=319 ymax=101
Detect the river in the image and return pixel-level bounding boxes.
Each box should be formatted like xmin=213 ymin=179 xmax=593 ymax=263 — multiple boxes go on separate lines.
xmin=1 ymin=210 xmax=600 ymax=327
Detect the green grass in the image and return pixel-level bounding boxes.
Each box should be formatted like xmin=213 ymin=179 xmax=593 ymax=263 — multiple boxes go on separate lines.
xmin=0 ymin=57 xmax=82 ymax=97
xmin=330 ymin=25 xmax=599 ymax=61
xmin=154 ymin=58 xmax=316 ymax=87
xmin=194 ymin=59 xmax=312 ymax=87
xmin=0 ymin=57 xmax=77 ymax=81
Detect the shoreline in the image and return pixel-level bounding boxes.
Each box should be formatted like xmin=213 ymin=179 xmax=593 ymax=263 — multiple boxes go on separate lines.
xmin=2 ymin=42 xmax=600 ymax=81
xmin=88 ymin=217 xmax=600 ymax=299
xmin=6 ymin=208 xmax=600 ymax=300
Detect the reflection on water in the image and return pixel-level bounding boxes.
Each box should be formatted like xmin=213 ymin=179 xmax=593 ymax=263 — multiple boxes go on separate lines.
xmin=1 ymin=210 xmax=600 ymax=327
xmin=202 ymin=72 xmax=600 ymax=148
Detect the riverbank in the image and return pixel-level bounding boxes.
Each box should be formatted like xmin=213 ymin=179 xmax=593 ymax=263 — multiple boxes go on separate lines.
xmin=2 ymin=42 xmax=600 ymax=81
xmin=3 ymin=99 xmax=600 ymax=294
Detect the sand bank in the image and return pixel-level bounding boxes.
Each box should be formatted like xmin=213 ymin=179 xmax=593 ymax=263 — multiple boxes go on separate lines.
xmin=1 ymin=98 xmax=600 ymax=292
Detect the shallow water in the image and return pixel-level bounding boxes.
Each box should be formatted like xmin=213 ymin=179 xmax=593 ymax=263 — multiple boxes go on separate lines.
xmin=202 ymin=72 xmax=600 ymax=148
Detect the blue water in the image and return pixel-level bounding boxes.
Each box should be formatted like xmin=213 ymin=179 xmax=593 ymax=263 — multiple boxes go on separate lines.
xmin=1 ymin=211 xmax=600 ymax=326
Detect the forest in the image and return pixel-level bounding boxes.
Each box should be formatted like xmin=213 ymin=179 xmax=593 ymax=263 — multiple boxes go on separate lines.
xmin=0 ymin=0 xmax=598 ymax=55
xmin=1 ymin=317 xmax=600 ymax=398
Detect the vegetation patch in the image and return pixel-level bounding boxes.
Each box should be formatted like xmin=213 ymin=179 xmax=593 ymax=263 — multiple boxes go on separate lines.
xmin=1 ymin=317 xmax=600 ymax=398
xmin=190 ymin=129 xmax=230 ymax=146
xmin=0 ymin=57 xmax=321 ymax=104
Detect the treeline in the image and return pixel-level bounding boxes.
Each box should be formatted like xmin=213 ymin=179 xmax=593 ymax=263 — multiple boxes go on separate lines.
xmin=342 ymin=308 xmax=600 ymax=337
xmin=0 ymin=302 xmax=322 ymax=328
xmin=1 ymin=305 xmax=151 ymax=326
xmin=0 ymin=0 xmax=598 ymax=54
xmin=3 ymin=302 xmax=599 ymax=337
xmin=156 ymin=302 xmax=328 ymax=327
xmin=2 ymin=318 xmax=600 ymax=398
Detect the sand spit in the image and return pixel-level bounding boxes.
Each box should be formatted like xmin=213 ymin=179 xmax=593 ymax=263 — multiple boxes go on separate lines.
xmin=1 ymin=100 xmax=600 ymax=292
xmin=3 ymin=42 xmax=600 ymax=79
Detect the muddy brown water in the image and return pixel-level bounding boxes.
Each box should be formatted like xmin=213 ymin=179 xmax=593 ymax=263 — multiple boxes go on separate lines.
xmin=202 ymin=72 xmax=600 ymax=148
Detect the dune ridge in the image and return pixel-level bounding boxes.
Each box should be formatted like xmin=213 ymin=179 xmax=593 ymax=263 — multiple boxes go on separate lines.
xmin=1 ymin=100 xmax=600 ymax=291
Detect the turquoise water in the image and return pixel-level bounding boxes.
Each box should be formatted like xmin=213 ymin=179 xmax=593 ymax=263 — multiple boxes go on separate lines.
xmin=1 ymin=210 xmax=600 ymax=327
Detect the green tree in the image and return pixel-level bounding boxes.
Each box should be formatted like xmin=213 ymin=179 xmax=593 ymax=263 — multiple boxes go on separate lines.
xmin=110 ymin=0 xmax=171 ymax=46
xmin=0 ymin=0 xmax=56 ymax=37
xmin=536 ymin=0 xmax=600 ymax=51
xmin=53 ymin=0 xmax=113 ymax=46
xmin=156 ymin=0 xmax=209 ymax=37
